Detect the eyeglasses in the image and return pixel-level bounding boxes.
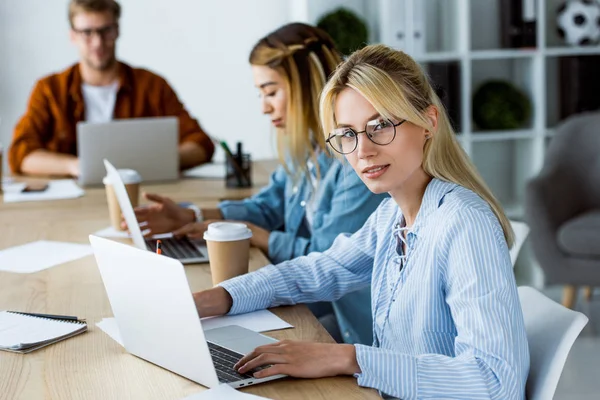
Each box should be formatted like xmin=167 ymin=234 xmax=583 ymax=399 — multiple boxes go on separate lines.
xmin=326 ymin=118 xmax=406 ymax=154
xmin=72 ymin=23 xmax=118 ymax=42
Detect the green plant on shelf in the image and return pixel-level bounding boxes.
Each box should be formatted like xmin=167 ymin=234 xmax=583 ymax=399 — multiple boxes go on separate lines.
xmin=472 ymin=80 xmax=532 ymax=130
xmin=316 ymin=8 xmax=368 ymax=56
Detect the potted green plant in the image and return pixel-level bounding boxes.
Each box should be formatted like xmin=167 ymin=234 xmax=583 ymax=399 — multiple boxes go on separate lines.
xmin=472 ymin=80 xmax=532 ymax=130
xmin=316 ymin=8 xmax=369 ymax=55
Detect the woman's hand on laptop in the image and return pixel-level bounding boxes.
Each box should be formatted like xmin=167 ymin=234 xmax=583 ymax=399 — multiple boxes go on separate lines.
xmin=173 ymin=220 xmax=270 ymax=254
xmin=122 ymin=192 xmax=195 ymax=235
xmin=234 ymin=341 xmax=361 ymax=379
xmin=192 ymin=287 xmax=233 ymax=317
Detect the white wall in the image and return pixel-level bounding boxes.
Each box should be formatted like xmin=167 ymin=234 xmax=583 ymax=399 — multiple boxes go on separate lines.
xmin=0 ymin=0 xmax=291 ymax=167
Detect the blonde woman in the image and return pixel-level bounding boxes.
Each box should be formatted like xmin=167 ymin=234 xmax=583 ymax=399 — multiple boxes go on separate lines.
xmin=192 ymin=44 xmax=530 ymax=399
xmin=127 ymin=24 xmax=386 ymax=344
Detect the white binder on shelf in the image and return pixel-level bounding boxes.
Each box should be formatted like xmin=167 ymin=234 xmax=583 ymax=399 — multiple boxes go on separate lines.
xmin=379 ymin=0 xmax=427 ymax=56
xmin=379 ymin=0 xmax=407 ymax=51
xmin=411 ymin=0 xmax=427 ymax=56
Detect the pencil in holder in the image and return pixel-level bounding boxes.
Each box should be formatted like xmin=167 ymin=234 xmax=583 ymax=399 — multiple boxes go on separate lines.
xmin=226 ymin=153 xmax=252 ymax=188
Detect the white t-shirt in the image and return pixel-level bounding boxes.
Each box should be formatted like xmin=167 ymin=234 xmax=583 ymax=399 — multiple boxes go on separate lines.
xmin=304 ymin=159 xmax=320 ymax=231
xmin=81 ymin=81 xmax=119 ymax=123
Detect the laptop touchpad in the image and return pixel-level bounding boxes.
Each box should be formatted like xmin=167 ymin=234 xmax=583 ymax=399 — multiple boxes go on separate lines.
xmin=205 ymin=325 xmax=277 ymax=355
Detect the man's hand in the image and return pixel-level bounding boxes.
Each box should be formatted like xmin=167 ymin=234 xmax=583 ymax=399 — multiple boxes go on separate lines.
xmin=121 ymin=192 xmax=195 ymax=236
xmin=172 ymin=220 xmax=212 ymax=239
xmin=234 ymin=341 xmax=361 ymax=379
xmin=67 ymin=157 xmax=80 ymax=177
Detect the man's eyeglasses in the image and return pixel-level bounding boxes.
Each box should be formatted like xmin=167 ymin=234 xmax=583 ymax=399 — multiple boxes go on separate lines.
xmin=72 ymin=24 xmax=118 ymax=41
xmin=326 ymin=118 xmax=406 ymax=155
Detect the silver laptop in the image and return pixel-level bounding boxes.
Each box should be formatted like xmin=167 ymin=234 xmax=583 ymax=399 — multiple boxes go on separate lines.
xmin=104 ymin=159 xmax=209 ymax=264
xmin=89 ymin=235 xmax=286 ymax=388
xmin=77 ymin=117 xmax=179 ymax=186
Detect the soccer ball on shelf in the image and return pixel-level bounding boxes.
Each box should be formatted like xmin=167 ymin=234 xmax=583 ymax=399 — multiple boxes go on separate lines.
xmin=556 ymin=0 xmax=600 ymax=46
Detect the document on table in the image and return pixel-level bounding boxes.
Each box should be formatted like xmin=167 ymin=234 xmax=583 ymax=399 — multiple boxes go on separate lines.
xmin=96 ymin=318 xmax=123 ymax=346
xmin=97 ymin=310 xmax=292 ymax=347
xmin=0 ymin=241 xmax=93 ymax=273
xmin=182 ymin=384 xmax=272 ymax=399
xmin=183 ymin=162 xmax=225 ymax=179
xmin=200 ymin=310 xmax=292 ymax=333
xmin=93 ymin=226 xmax=173 ymax=239
xmin=2 ymin=179 xmax=84 ymax=203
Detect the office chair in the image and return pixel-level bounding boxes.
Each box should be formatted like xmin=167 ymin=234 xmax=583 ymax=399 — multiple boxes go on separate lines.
xmin=518 ymin=286 xmax=588 ymax=400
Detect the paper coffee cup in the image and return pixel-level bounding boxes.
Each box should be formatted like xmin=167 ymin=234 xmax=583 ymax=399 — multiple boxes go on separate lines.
xmin=103 ymin=169 xmax=142 ymax=231
xmin=0 ymin=143 xmax=3 ymax=194
xmin=204 ymin=222 xmax=253 ymax=285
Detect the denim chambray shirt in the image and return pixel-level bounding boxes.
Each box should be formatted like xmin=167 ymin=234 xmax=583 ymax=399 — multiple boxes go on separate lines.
xmin=219 ymin=151 xmax=387 ymax=344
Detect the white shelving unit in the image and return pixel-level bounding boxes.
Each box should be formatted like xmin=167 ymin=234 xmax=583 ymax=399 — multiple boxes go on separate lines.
xmin=291 ymin=0 xmax=600 ymax=220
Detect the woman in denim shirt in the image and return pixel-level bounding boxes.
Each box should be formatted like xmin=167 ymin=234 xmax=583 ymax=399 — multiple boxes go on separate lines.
xmin=126 ymin=23 xmax=386 ymax=345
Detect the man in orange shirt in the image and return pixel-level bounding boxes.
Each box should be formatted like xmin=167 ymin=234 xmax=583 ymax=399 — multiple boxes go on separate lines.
xmin=9 ymin=0 xmax=214 ymax=176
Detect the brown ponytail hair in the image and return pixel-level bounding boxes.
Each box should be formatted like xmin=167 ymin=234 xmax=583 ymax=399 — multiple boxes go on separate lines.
xmin=250 ymin=23 xmax=342 ymax=183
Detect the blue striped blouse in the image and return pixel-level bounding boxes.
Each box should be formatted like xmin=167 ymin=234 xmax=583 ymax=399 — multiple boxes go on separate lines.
xmin=220 ymin=178 xmax=530 ymax=399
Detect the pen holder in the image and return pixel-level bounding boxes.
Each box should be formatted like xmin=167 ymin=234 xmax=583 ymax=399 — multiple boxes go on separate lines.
xmin=226 ymin=153 xmax=252 ymax=188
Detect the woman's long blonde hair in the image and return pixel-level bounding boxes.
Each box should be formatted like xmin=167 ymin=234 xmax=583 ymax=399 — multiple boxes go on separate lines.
xmin=249 ymin=23 xmax=342 ymax=183
xmin=320 ymin=44 xmax=514 ymax=247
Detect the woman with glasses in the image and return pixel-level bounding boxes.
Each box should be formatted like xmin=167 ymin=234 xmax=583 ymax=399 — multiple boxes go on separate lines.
xmin=126 ymin=23 xmax=387 ymax=344
xmin=192 ymin=44 xmax=529 ymax=399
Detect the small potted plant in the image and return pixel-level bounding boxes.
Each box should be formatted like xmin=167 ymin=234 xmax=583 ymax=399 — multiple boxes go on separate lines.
xmin=316 ymin=8 xmax=369 ymax=55
xmin=472 ymin=80 xmax=532 ymax=130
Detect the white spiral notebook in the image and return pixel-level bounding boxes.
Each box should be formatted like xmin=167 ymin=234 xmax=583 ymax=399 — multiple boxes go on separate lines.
xmin=0 ymin=311 xmax=88 ymax=353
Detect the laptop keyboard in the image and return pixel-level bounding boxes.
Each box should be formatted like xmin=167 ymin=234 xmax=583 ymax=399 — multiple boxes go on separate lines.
xmin=145 ymin=237 xmax=206 ymax=260
xmin=208 ymin=342 xmax=256 ymax=383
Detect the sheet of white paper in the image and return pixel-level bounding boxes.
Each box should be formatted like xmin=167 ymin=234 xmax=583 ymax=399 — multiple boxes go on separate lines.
xmin=93 ymin=226 xmax=130 ymax=239
xmin=201 ymin=310 xmax=293 ymax=333
xmin=182 ymin=384 xmax=272 ymax=400
xmin=93 ymin=226 xmax=174 ymax=240
xmin=0 ymin=240 xmax=93 ymax=273
xmin=96 ymin=318 xmax=124 ymax=346
xmin=2 ymin=182 xmax=26 ymax=193
xmin=3 ymin=179 xmax=84 ymax=203
xmin=183 ymin=162 xmax=225 ymax=179
xmin=97 ymin=310 xmax=292 ymax=348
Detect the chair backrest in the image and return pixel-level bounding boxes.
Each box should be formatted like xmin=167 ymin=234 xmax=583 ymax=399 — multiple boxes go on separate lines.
xmin=545 ymin=112 xmax=600 ymax=204
xmin=518 ymin=286 xmax=589 ymax=400
xmin=509 ymin=220 xmax=530 ymax=267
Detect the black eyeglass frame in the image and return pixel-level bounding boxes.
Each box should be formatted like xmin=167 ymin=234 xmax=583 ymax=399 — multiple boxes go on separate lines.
xmin=72 ymin=23 xmax=119 ymax=41
xmin=326 ymin=119 xmax=406 ymax=155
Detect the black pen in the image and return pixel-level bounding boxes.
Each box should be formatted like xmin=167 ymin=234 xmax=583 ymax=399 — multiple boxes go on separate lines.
xmin=220 ymin=141 xmax=245 ymax=186
xmin=10 ymin=311 xmax=80 ymax=322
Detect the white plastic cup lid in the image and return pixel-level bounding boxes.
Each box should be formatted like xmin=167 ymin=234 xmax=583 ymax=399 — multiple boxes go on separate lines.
xmin=103 ymin=169 xmax=142 ymax=185
xmin=204 ymin=222 xmax=252 ymax=242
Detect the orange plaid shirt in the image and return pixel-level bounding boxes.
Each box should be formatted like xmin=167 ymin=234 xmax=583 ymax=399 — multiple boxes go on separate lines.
xmin=9 ymin=62 xmax=214 ymax=173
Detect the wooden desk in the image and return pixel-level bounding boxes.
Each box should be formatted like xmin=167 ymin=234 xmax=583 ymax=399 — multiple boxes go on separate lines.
xmin=0 ymin=162 xmax=379 ymax=400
